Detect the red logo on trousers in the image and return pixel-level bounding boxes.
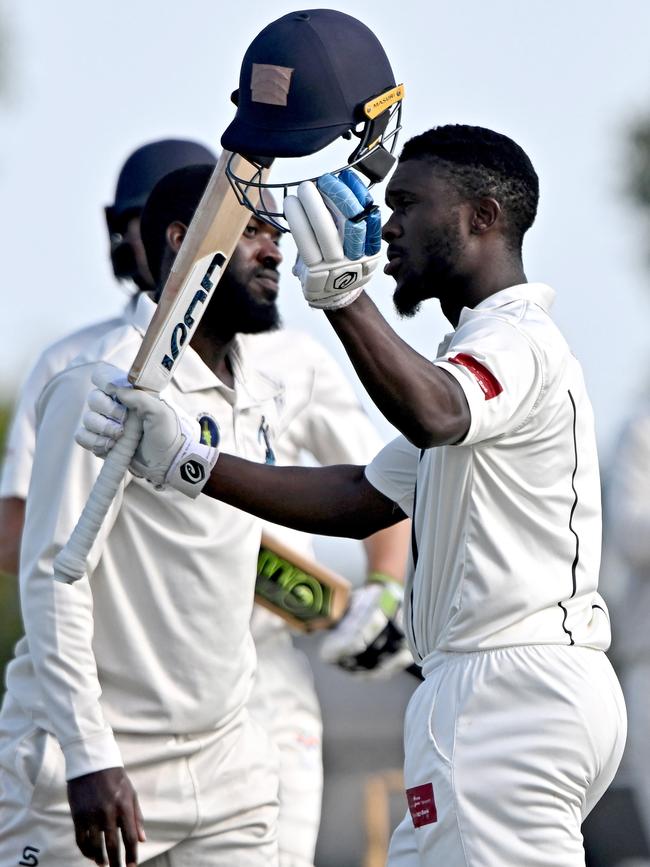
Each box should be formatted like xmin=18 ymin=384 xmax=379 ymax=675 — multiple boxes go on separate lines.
xmin=406 ymin=782 xmax=437 ymax=827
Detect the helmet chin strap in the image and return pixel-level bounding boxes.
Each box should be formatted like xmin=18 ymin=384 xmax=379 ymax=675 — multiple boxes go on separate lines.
xmin=348 ymin=107 xmax=397 ymax=184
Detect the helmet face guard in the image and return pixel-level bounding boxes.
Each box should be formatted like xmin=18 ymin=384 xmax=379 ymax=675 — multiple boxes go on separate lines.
xmin=225 ymin=92 xmax=403 ymax=231
xmin=220 ymin=9 xmax=404 ymax=231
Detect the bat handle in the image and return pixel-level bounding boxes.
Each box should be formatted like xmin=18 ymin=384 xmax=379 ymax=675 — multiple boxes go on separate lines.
xmin=53 ymin=412 xmax=144 ymax=584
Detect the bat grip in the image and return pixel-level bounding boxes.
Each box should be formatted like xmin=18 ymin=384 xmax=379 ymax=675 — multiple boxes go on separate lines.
xmin=53 ymin=412 xmax=144 ymax=584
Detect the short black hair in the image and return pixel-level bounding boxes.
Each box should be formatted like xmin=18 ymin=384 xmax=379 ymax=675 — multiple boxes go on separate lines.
xmin=140 ymin=163 xmax=214 ymax=284
xmin=400 ymin=125 xmax=539 ymax=248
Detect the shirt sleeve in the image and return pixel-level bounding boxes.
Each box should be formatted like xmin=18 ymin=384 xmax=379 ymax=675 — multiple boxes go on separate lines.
xmin=19 ymin=362 xmax=127 ymax=779
xmin=0 ymin=349 xmax=63 ymax=498
xmin=364 ymin=435 xmax=419 ymax=518
xmin=434 ymin=314 xmax=543 ymax=446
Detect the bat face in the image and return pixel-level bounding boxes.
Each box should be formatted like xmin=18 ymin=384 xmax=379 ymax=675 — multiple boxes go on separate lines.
xmin=255 ymin=532 xmax=351 ymax=632
xmin=129 ymin=151 xmax=268 ymax=392
xmin=132 ymin=250 xmax=227 ymax=393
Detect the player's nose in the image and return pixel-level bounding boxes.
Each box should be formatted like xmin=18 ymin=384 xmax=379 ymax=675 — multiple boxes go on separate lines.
xmin=258 ymin=235 xmax=282 ymax=265
xmin=382 ymin=213 xmax=401 ymax=242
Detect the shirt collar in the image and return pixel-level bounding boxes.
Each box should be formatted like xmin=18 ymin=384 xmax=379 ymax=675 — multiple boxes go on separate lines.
xmin=128 ymin=291 xmax=157 ymax=335
xmin=459 ymin=282 xmax=556 ymax=326
xmin=437 ymin=283 xmax=556 ymax=355
xmin=127 ymin=293 xmax=282 ymax=408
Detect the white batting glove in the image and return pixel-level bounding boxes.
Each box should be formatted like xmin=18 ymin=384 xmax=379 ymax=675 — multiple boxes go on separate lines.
xmin=284 ymin=169 xmax=382 ymax=310
xmin=75 ymin=362 xmax=220 ymax=498
xmin=320 ymin=573 xmax=413 ymax=678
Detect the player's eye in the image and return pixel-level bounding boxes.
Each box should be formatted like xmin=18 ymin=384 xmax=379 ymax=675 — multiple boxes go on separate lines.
xmin=244 ymin=224 xmax=258 ymax=237
xmin=386 ymin=193 xmax=415 ymax=214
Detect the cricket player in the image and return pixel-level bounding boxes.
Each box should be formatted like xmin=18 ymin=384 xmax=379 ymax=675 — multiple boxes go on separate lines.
xmin=0 ymin=164 xmax=285 ymax=867
xmin=0 ymin=137 xmax=217 ymax=576
xmin=81 ymin=125 xmax=628 ymax=866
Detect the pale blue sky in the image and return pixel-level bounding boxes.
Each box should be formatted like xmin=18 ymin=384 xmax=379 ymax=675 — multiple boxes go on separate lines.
xmin=1 ymin=0 xmax=649 ymax=466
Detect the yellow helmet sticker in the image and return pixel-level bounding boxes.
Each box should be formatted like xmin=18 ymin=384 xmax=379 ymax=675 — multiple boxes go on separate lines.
xmin=363 ymin=84 xmax=405 ymax=120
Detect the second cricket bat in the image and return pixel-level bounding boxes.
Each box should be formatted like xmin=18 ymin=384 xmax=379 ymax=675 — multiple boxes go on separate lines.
xmin=256 ymin=532 xmax=352 ymax=632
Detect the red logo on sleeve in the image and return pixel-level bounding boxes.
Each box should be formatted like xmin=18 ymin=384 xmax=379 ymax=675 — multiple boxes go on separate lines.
xmin=448 ymin=353 xmax=503 ymax=400
xmin=406 ymin=782 xmax=437 ymax=827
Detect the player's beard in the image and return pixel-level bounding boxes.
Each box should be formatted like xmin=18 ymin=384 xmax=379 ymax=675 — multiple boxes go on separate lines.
xmin=201 ymin=269 xmax=281 ymax=340
xmin=393 ymin=219 xmax=464 ymax=318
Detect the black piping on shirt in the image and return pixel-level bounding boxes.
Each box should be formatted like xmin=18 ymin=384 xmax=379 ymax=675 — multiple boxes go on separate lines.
xmin=409 ymin=449 xmax=427 ymax=661
xmin=558 ymin=389 xmax=579 ymax=645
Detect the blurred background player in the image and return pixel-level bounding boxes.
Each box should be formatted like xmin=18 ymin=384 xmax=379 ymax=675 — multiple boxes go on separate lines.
xmin=0 ymin=137 xmax=217 ymax=576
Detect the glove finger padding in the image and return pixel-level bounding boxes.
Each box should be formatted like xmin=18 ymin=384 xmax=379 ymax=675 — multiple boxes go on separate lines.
xmin=316 ymin=172 xmax=367 ymax=260
xmin=296 ymin=180 xmax=345 ymax=263
xmin=284 ymin=194 xmax=323 ymax=267
xmin=284 ymin=170 xmax=382 ymax=311
xmin=87 ymin=387 xmax=128 ymax=423
xmin=74 ymin=425 xmax=117 ymax=459
xmin=91 ymin=361 xmax=132 ymax=396
xmin=317 ymin=170 xmax=382 ymax=259
xmin=75 ymin=365 xmax=131 ymax=457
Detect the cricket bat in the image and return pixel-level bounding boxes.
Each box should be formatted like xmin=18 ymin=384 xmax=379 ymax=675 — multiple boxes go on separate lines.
xmin=255 ymin=532 xmax=352 ymax=632
xmin=53 ymin=150 xmax=267 ymax=584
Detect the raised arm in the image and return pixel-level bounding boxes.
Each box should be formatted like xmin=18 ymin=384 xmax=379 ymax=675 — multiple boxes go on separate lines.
xmin=325 ymin=293 xmax=469 ymax=447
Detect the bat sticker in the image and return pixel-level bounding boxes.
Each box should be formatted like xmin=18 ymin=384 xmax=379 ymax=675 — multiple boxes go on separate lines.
xmin=161 ymin=251 xmax=226 ymax=372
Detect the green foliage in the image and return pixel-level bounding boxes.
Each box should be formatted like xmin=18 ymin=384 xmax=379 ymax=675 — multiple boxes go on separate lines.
xmin=0 ymin=571 xmax=22 ymax=689
xmin=0 ymin=401 xmax=12 ymax=447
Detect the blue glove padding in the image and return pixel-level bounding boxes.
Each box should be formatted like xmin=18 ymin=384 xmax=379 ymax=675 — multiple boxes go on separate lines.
xmin=285 ymin=169 xmax=382 ymax=310
xmin=316 ymin=169 xmax=382 ymax=260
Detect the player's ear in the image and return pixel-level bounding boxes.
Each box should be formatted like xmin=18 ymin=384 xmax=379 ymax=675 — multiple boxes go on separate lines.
xmin=470 ymin=198 xmax=500 ymax=234
xmin=166 ymin=221 xmax=188 ymax=254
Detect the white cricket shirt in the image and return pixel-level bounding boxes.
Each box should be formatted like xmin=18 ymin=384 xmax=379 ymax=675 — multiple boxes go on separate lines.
xmin=4 ymin=293 xmax=284 ymax=780
xmin=365 ymin=283 xmax=611 ymax=659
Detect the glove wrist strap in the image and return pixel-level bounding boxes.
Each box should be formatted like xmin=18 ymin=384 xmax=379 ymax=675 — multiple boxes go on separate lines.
xmin=166 ymin=419 xmax=220 ymax=499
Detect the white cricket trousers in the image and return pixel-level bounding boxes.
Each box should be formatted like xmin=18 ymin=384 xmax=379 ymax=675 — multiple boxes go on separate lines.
xmin=0 ymin=697 xmax=280 ymax=867
xmin=387 ymin=644 xmax=627 ymax=867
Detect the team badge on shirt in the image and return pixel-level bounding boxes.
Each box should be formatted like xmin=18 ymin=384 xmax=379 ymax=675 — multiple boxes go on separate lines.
xmin=197 ymin=414 xmax=221 ymax=448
